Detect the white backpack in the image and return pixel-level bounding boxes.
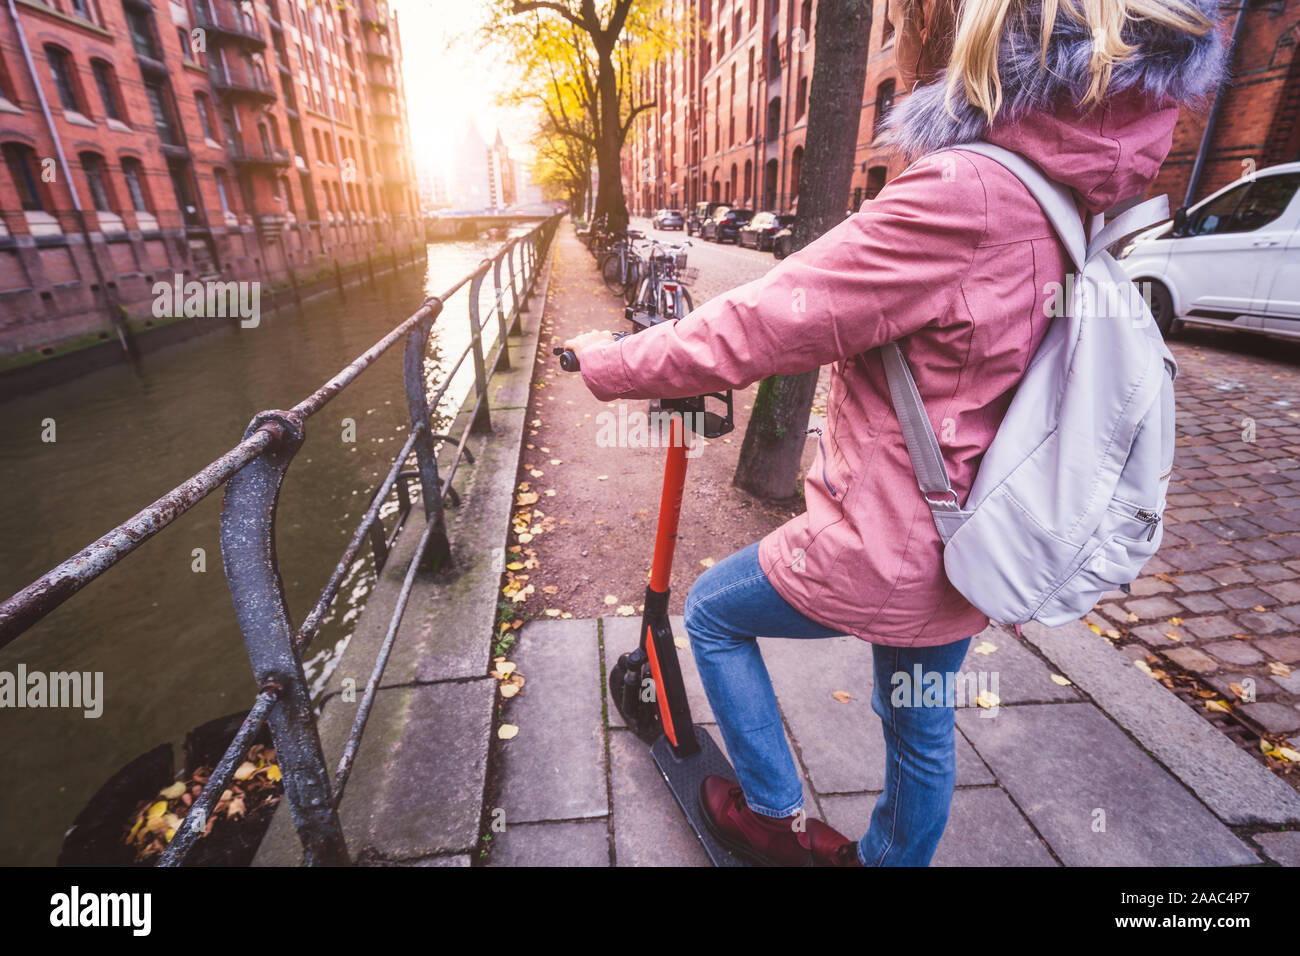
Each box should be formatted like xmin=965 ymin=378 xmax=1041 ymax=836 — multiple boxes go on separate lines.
xmin=882 ymin=142 xmax=1177 ymax=628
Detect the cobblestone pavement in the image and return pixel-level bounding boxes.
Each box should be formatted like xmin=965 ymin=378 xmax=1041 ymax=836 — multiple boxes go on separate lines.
xmin=639 ymin=217 xmax=1300 ymax=781
xmin=1090 ymin=327 xmax=1300 ymax=776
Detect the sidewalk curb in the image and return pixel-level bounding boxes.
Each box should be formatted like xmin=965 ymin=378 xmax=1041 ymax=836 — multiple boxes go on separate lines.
xmin=1012 ymin=619 xmax=1300 ymax=825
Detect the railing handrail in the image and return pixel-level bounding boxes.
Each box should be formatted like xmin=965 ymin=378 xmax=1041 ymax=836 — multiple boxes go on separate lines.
xmin=0 ymin=216 xmax=561 ymax=866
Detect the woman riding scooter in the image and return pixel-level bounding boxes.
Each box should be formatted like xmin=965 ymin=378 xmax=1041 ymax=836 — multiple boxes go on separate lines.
xmin=565 ymin=0 xmax=1226 ymax=866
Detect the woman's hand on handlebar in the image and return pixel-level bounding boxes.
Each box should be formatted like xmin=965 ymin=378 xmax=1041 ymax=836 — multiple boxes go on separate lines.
xmin=562 ymin=329 xmax=615 ymax=359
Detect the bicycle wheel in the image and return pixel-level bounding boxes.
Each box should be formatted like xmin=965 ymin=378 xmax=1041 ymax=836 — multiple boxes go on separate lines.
xmin=623 ymin=258 xmax=642 ymax=306
xmin=679 ymin=286 xmax=694 ymax=315
xmin=602 ymin=253 xmax=624 ymax=294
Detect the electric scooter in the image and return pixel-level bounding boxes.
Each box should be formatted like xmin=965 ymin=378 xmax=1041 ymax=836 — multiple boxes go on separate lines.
xmin=555 ymin=309 xmax=744 ymax=867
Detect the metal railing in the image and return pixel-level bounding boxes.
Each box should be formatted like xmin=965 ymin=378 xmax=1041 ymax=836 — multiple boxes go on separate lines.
xmin=0 ymin=214 xmax=561 ymax=865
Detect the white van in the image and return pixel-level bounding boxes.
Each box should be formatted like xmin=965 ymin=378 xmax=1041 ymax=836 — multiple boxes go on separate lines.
xmin=1118 ymin=162 xmax=1300 ymax=340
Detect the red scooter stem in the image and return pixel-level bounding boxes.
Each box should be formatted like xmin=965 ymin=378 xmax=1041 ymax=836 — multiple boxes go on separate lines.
xmin=649 ymin=416 xmax=688 ymax=592
xmin=640 ymin=414 xmax=699 ymax=757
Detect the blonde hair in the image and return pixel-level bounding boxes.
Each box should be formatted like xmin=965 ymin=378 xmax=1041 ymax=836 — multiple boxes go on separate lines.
xmin=942 ymin=0 xmax=1216 ymax=122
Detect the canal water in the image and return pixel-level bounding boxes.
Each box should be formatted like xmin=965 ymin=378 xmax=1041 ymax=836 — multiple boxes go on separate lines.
xmin=0 ymin=227 xmax=533 ymax=865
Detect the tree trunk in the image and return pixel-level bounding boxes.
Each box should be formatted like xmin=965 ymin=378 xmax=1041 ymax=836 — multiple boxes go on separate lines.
xmin=733 ymin=0 xmax=872 ymax=500
xmin=593 ymin=41 xmax=629 ymax=234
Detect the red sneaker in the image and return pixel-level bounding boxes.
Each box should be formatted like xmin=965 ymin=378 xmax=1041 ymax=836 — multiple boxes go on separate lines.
xmin=699 ymin=775 xmax=857 ymax=867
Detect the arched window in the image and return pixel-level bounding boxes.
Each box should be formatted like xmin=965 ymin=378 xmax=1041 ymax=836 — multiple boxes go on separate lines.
xmin=194 ymin=92 xmax=216 ymax=141
xmin=790 ymin=145 xmax=804 ymax=201
xmin=121 ymin=157 xmax=151 ymax=212
xmin=4 ymin=142 xmax=47 ymax=211
xmin=78 ymin=152 xmax=114 ymax=211
xmin=729 ymin=163 xmax=738 ymax=203
xmin=214 ymin=168 xmax=233 ymax=214
xmin=743 ymin=159 xmax=753 ymax=205
xmin=44 ymin=45 xmax=82 ymax=113
xmin=866 ymin=165 xmax=887 ymax=200
xmin=766 ymin=97 xmax=781 ymax=141
xmin=796 ymin=75 xmax=807 ymax=120
xmin=874 ymin=80 xmax=896 ymax=137
xmin=90 ymin=60 xmax=123 ymax=122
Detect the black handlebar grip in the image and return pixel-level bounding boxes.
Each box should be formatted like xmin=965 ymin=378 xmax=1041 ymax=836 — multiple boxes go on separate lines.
xmin=553 ymin=346 xmax=579 ymax=372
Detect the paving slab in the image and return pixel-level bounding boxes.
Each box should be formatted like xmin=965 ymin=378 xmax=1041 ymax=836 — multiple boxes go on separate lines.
xmin=496 ymin=618 xmax=607 ymax=823
xmin=335 ymin=678 xmax=496 ymax=860
xmin=1020 ymin=618 xmax=1300 ymax=825
xmin=957 ymin=702 xmax=1260 ymax=866
xmin=759 ymin=634 xmax=995 ymax=793
xmin=609 ymin=727 xmax=712 ymax=866
xmin=958 ymin=625 xmax=1083 ymax=705
xmin=487 ymin=820 xmax=610 ymax=867
xmin=1252 ymin=831 xmax=1300 ymax=867
xmin=821 ymin=787 xmax=1058 ymax=867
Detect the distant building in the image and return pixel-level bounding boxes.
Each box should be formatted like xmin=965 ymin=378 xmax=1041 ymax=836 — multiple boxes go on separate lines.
xmin=0 ymin=0 xmax=421 ymax=355
xmin=622 ymin=0 xmax=1300 ymax=216
xmin=444 ymin=122 xmax=516 ymax=210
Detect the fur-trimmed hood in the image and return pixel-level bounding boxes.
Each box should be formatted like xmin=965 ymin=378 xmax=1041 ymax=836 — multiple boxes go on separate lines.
xmin=883 ymin=0 xmax=1229 ymax=207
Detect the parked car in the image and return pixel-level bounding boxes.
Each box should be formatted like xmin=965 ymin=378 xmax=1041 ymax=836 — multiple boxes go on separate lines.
xmin=652 ymin=208 xmax=684 ymax=230
xmin=739 ymin=212 xmax=795 ymax=251
xmin=702 ymin=207 xmax=754 ymax=243
xmin=687 ymin=201 xmax=726 ymax=236
xmin=1118 ymin=162 xmax=1300 ymax=340
xmin=771 ymin=219 xmax=798 ymax=259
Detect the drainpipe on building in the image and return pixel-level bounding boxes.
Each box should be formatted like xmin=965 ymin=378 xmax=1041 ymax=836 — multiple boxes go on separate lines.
xmin=7 ymin=0 xmax=136 ymax=363
xmin=1184 ymin=2 xmax=1249 ymax=209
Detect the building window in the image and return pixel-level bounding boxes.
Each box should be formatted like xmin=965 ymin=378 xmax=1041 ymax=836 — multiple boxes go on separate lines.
xmin=144 ymin=80 xmax=180 ymax=145
xmin=121 ymin=157 xmax=150 ymax=211
xmin=214 ymin=169 xmax=233 ymax=213
xmin=80 ymin=153 xmax=113 ymax=211
xmin=69 ymin=0 xmax=93 ymax=23
xmin=883 ymin=11 xmax=895 ymax=46
xmin=45 ymin=46 xmax=81 ymax=113
xmin=195 ymin=93 xmax=216 ymax=141
xmin=791 ymin=145 xmax=804 ymax=201
xmin=178 ymin=27 xmax=194 ymax=62
xmin=795 ymin=75 xmax=807 ymax=120
xmin=766 ymin=96 xmax=781 ymax=140
xmin=126 ymin=8 xmax=161 ymax=61
xmin=3 ymin=143 xmax=46 ymax=211
xmin=91 ymin=60 xmax=122 ymax=122
xmin=874 ymin=80 xmax=896 ymax=136
xmin=865 ymin=165 xmax=887 ymax=199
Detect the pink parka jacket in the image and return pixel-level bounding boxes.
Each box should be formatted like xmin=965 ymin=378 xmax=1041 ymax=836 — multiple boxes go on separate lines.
xmin=580 ymin=91 xmax=1181 ymax=646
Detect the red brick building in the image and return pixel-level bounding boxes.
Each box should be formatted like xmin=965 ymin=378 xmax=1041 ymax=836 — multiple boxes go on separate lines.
xmin=0 ymin=0 xmax=420 ymax=355
xmin=625 ymin=0 xmax=1300 ymax=218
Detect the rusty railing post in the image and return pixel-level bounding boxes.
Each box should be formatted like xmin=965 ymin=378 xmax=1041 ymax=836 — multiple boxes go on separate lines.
xmin=466 ymin=262 xmax=492 ymax=433
xmin=220 ymin=410 xmax=349 ymax=866
xmin=505 ymin=239 xmax=521 ymax=335
xmin=402 ymin=298 xmax=452 ymax=571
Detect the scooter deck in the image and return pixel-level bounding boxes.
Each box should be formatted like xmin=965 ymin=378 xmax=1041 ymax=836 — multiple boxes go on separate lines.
xmin=651 ymin=726 xmax=746 ymax=867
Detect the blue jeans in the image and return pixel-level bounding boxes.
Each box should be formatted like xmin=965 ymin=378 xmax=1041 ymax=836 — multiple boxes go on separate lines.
xmin=683 ymin=541 xmax=974 ymax=866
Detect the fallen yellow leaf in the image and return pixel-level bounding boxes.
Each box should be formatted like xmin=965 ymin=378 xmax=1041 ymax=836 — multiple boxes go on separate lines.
xmin=832 ymin=691 xmax=851 ymax=703
xmin=498 ymin=724 xmax=519 ymax=740
xmin=1205 ymin=699 xmax=1231 ymax=713
xmin=1050 ymin=674 xmax=1072 ymax=686
xmin=973 ymin=641 xmax=997 ymax=655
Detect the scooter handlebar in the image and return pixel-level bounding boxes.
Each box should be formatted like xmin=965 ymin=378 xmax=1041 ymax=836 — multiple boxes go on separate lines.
xmin=554 ymin=331 xmax=629 ymax=372
xmin=553 ymin=346 xmax=580 ymax=372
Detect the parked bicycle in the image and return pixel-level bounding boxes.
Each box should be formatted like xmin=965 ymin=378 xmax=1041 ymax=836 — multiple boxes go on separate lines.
xmin=630 ymin=238 xmax=697 ymax=321
xmin=600 ymin=230 xmax=645 ymax=305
